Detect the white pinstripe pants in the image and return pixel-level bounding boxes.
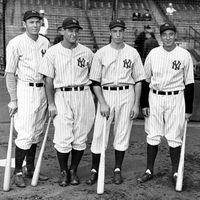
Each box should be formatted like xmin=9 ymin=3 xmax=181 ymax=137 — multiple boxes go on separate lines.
xmin=145 ymin=90 xmax=185 ymax=148
xmin=53 ymin=88 xmax=95 ymax=153
xmin=15 ymin=80 xmax=47 ymax=150
xmin=91 ymin=86 xmax=135 ymax=153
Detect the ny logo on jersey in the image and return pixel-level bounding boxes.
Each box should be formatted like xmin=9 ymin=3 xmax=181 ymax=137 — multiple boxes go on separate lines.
xmin=41 ymin=49 xmax=46 ymax=57
xmin=123 ymin=59 xmax=132 ymax=69
xmin=77 ymin=57 xmax=86 ymax=68
xmin=172 ymin=60 xmax=181 ymax=70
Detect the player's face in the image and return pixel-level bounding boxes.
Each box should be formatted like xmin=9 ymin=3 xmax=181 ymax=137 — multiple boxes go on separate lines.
xmin=23 ymin=17 xmax=41 ymax=36
xmin=161 ymin=30 xmax=176 ymax=50
xmin=110 ymin=27 xmax=125 ymax=44
xmin=63 ymin=28 xmax=79 ymax=44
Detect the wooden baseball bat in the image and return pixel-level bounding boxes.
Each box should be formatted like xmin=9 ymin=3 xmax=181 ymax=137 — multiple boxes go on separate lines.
xmin=97 ymin=117 xmax=107 ymax=194
xmin=31 ymin=118 xmax=51 ymax=187
xmin=176 ymin=120 xmax=188 ymax=192
xmin=3 ymin=116 xmax=14 ymax=192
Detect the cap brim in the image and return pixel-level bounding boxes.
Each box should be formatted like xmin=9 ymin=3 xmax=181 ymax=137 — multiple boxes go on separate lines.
xmin=160 ymin=28 xmax=176 ymax=34
xmin=110 ymin=25 xmax=126 ymax=30
xmin=24 ymin=15 xmax=43 ymax=21
xmin=63 ymin=25 xmax=83 ymax=29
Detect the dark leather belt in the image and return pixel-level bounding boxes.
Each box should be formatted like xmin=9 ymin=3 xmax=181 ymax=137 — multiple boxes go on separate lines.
xmin=59 ymin=86 xmax=85 ymax=91
xmin=29 ymin=82 xmax=44 ymax=87
xmin=102 ymin=86 xmax=129 ymax=90
xmin=153 ymin=89 xmax=179 ymax=95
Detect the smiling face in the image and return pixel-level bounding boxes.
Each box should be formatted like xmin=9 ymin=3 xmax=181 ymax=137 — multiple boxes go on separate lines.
xmin=23 ymin=17 xmax=41 ymax=37
xmin=110 ymin=27 xmax=125 ymax=45
xmin=63 ymin=27 xmax=79 ymax=45
xmin=161 ymin=29 xmax=176 ymax=51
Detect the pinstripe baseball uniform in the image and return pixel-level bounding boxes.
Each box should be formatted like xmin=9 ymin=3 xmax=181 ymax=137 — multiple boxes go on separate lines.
xmin=5 ymin=32 xmax=49 ymax=149
xmin=144 ymin=45 xmax=194 ymax=147
xmin=39 ymin=42 xmax=95 ymax=153
xmin=90 ymin=43 xmax=146 ymax=153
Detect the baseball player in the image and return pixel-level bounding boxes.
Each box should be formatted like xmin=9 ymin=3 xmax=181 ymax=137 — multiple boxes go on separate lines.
xmin=86 ymin=19 xmax=146 ymax=185
xmin=137 ymin=23 xmax=194 ymax=184
xmin=39 ymin=17 xmax=95 ymax=187
xmin=5 ymin=10 xmax=50 ymax=188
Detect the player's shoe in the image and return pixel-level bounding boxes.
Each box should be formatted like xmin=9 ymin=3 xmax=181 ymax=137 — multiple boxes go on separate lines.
xmin=59 ymin=170 xmax=69 ymax=187
xmin=86 ymin=169 xmax=98 ymax=185
xmin=69 ymin=169 xmax=80 ymax=185
xmin=14 ymin=171 xmax=26 ymax=188
xmin=137 ymin=169 xmax=153 ymax=183
xmin=22 ymin=166 xmax=49 ymax=181
xmin=113 ymin=168 xmax=123 ymax=185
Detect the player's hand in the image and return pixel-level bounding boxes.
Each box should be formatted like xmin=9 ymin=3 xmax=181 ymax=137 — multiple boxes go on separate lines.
xmin=185 ymin=113 xmax=192 ymax=121
xmin=130 ymin=105 xmax=139 ymax=120
xmin=142 ymin=107 xmax=150 ymax=117
xmin=48 ymin=103 xmax=57 ymax=118
xmin=8 ymin=100 xmax=18 ymax=117
xmin=100 ymin=102 xmax=110 ymax=119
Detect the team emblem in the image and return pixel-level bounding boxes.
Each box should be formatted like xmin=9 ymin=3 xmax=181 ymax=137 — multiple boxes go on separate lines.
xmin=123 ymin=59 xmax=132 ymax=69
xmin=41 ymin=49 xmax=46 ymax=57
xmin=172 ymin=60 xmax=181 ymax=70
xmin=77 ymin=57 xmax=86 ymax=68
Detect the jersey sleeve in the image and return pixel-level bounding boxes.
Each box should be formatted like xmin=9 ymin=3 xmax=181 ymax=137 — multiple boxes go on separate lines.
xmin=132 ymin=52 xmax=146 ymax=83
xmin=184 ymin=52 xmax=194 ymax=85
xmin=143 ymin=52 xmax=152 ymax=81
xmin=39 ymin=50 xmax=55 ymax=78
xmin=89 ymin=52 xmax=102 ymax=82
xmin=5 ymin=40 xmax=19 ymax=74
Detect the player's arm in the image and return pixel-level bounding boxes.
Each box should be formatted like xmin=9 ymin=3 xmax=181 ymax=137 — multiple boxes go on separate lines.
xmin=5 ymin=72 xmax=17 ymax=116
xmin=91 ymin=80 xmax=110 ymax=118
xmin=45 ymin=76 xmax=57 ymax=118
xmin=130 ymin=81 xmax=141 ymax=120
xmin=184 ymin=83 xmax=194 ymax=120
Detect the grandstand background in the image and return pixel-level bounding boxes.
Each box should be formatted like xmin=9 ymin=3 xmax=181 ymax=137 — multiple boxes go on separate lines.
xmin=0 ymin=0 xmax=200 ymax=120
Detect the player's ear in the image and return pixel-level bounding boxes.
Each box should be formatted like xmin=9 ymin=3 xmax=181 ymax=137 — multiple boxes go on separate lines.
xmin=22 ymin=21 xmax=26 ymax=28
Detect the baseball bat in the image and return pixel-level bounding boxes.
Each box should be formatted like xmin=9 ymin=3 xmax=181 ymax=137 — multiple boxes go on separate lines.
xmin=175 ymin=120 xmax=187 ymax=192
xmin=31 ymin=117 xmax=51 ymax=187
xmin=97 ymin=117 xmax=107 ymax=195
xmin=3 ymin=116 xmax=14 ymax=192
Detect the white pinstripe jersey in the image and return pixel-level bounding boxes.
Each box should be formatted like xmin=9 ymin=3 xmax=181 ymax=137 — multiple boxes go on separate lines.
xmin=89 ymin=43 xmax=146 ymax=86
xmin=39 ymin=43 xmax=93 ymax=88
xmin=5 ymin=33 xmax=50 ymax=82
xmin=144 ymin=46 xmax=194 ymax=91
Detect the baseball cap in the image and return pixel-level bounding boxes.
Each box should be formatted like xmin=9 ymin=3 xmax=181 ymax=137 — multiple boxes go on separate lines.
xmin=160 ymin=23 xmax=176 ymax=34
xmin=62 ymin=18 xmax=82 ymax=29
xmin=23 ymin=10 xmax=42 ymax=21
xmin=109 ymin=19 xmax=126 ymax=30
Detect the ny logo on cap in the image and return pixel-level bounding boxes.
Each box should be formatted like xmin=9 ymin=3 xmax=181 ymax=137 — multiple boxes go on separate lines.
xmin=116 ymin=20 xmax=121 ymax=23
xmin=73 ymin=19 xmax=77 ymax=23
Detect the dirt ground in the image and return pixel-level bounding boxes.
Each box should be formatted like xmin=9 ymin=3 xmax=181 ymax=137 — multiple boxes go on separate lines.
xmin=0 ymin=120 xmax=200 ymax=200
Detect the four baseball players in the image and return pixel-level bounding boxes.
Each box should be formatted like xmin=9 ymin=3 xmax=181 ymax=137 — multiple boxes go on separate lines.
xmin=86 ymin=19 xmax=146 ymax=185
xmin=5 ymin=10 xmax=50 ymax=188
xmin=39 ymin=17 xmax=95 ymax=187
xmin=138 ymin=23 xmax=194 ymax=184
xmin=4 ymin=10 xmax=195 ymax=190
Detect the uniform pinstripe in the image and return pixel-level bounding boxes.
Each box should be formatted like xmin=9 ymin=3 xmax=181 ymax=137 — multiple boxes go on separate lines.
xmin=5 ymin=33 xmax=49 ymax=149
xmin=144 ymin=46 xmax=194 ymax=147
xmin=39 ymin=43 xmax=95 ymax=153
xmin=90 ymin=43 xmax=146 ymax=153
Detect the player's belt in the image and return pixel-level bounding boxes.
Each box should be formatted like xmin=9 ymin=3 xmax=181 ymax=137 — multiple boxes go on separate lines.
xmin=29 ymin=82 xmax=44 ymax=87
xmin=102 ymin=86 xmax=129 ymax=91
xmin=153 ymin=89 xmax=179 ymax=95
xmin=58 ymin=86 xmax=85 ymax=91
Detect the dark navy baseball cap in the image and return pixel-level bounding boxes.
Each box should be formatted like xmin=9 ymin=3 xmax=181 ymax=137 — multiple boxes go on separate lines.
xmin=23 ymin=10 xmax=42 ymax=21
xmin=109 ymin=19 xmax=126 ymax=30
xmin=62 ymin=18 xmax=82 ymax=29
xmin=160 ymin=23 xmax=176 ymax=34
